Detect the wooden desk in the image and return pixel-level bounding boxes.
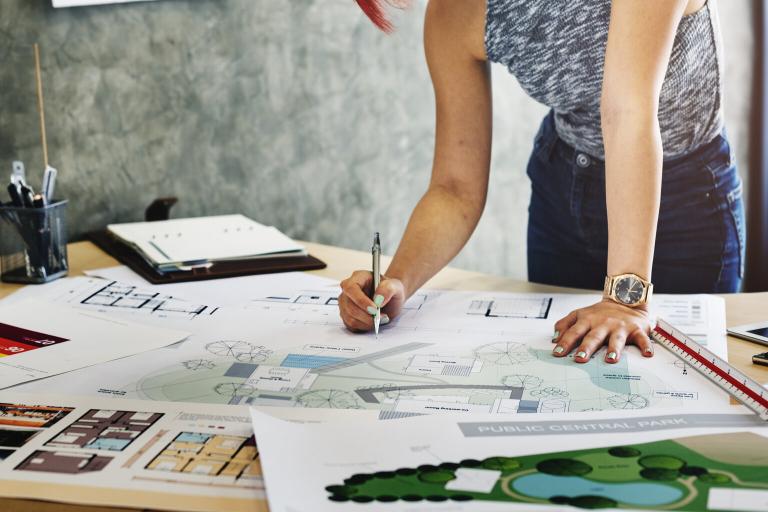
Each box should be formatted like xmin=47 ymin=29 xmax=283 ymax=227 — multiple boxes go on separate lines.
xmin=1 ymin=241 xmax=766 ymax=512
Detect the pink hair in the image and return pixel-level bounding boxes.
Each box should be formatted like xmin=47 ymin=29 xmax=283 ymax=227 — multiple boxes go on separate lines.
xmin=355 ymin=0 xmax=396 ymax=33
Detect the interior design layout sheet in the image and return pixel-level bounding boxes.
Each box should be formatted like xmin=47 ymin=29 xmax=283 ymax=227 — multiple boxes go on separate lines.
xmin=12 ymin=279 xmax=736 ymax=421
xmin=0 ymin=392 xmax=263 ymax=512
xmin=0 ymin=299 xmax=188 ymax=389
xmin=250 ymin=407 xmax=768 ymax=512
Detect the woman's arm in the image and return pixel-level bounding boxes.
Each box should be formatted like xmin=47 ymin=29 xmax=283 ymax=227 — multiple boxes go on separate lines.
xmin=553 ymin=0 xmax=692 ymax=363
xmin=338 ymin=0 xmax=491 ymax=331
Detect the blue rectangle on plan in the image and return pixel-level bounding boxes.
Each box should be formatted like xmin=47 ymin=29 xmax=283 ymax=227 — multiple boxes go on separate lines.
xmin=281 ymin=354 xmax=347 ymax=369
xmin=224 ymin=363 xmax=258 ymax=378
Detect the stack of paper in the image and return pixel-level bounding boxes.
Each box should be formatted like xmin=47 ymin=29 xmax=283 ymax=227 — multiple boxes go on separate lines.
xmin=107 ymin=214 xmax=306 ymax=272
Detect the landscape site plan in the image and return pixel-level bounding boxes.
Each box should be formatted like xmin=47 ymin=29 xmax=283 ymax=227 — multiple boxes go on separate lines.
xmin=11 ymin=277 xmax=732 ymax=421
xmin=250 ymin=407 xmax=768 ymax=512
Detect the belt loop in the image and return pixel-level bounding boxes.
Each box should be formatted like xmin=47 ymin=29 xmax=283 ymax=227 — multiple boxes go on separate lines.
xmin=537 ymin=111 xmax=558 ymax=163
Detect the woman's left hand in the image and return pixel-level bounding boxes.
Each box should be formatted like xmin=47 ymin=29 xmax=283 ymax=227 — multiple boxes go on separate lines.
xmin=552 ymin=299 xmax=654 ymax=364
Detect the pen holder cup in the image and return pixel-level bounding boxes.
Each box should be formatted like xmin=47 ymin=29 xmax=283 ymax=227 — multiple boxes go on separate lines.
xmin=0 ymin=200 xmax=69 ymax=284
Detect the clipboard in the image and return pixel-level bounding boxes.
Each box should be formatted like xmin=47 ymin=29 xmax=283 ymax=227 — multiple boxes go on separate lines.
xmin=88 ymin=229 xmax=327 ymax=284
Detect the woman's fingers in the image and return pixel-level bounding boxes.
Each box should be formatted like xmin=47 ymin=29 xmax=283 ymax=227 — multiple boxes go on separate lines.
xmin=630 ymin=329 xmax=654 ymax=357
xmin=605 ymin=332 xmax=626 ymax=363
xmin=553 ymin=321 xmax=590 ymax=357
xmin=340 ymin=271 xmax=377 ymax=312
xmin=338 ymin=294 xmax=374 ymax=332
xmin=551 ymin=301 xmax=652 ymax=363
xmin=374 ymin=278 xmax=401 ymax=309
xmin=572 ymin=328 xmax=610 ymax=363
xmin=553 ymin=311 xmax=578 ymax=343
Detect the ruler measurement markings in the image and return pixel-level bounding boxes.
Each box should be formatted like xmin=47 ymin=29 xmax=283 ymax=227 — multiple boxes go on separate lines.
xmin=653 ymin=321 xmax=768 ymax=420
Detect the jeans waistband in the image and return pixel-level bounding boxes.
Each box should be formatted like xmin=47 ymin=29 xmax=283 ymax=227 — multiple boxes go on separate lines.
xmin=535 ymin=111 xmax=732 ymax=181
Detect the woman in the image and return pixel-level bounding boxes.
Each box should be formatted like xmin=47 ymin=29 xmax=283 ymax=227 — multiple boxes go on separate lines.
xmin=338 ymin=0 xmax=745 ymax=365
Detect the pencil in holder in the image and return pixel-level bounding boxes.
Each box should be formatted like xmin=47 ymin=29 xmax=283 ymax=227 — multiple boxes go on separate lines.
xmin=0 ymin=199 xmax=68 ymax=284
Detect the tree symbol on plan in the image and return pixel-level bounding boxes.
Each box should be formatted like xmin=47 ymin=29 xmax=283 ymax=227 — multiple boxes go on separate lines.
xmin=530 ymin=387 xmax=569 ymax=399
xmin=474 ymin=342 xmax=536 ymax=365
xmin=214 ymin=382 xmax=256 ymax=397
xmin=296 ymin=389 xmax=360 ymax=409
xmin=501 ymin=374 xmax=543 ymax=389
xmin=205 ymin=341 xmax=272 ymax=363
xmin=182 ymin=359 xmax=216 ymax=371
xmin=607 ymin=393 xmax=649 ymax=410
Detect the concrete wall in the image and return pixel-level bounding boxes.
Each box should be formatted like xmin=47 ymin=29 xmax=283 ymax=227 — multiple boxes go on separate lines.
xmin=0 ymin=0 xmax=754 ymax=280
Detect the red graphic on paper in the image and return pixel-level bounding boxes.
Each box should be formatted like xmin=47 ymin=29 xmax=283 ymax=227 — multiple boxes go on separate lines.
xmin=0 ymin=323 xmax=68 ymax=357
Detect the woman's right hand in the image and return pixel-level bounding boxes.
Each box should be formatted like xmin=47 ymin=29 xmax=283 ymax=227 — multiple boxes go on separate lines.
xmin=338 ymin=271 xmax=406 ymax=332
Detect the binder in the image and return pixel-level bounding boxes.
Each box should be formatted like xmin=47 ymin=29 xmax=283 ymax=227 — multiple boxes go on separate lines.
xmin=88 ymin=230 xmax=326 ymax=284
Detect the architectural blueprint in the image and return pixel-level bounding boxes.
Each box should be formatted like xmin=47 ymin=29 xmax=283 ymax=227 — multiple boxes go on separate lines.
xmin=10 ymin=277 xmax=735 ymax=420
xmin=0 ymin=299 xmax=188 ymax=389
xmin=84 ymin=264 xmax=337 ymax=307
xmin=0 ymin=392 xmax=262 ymax=512
xmin=250 ymin=407 xmax=768 ymax=512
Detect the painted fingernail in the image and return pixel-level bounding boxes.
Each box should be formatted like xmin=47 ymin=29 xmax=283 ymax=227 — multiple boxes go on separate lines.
xmin=551 ymin=330 xmax=560 ymax=343
xmin=576 ymin=351 xmax=588 ymax=359
xmin=374 ymin=295 xmax=385 ymax=307
xmin=607 ymin=351 xmax=617 ymax=361
xmin=381 ymin=314 xmax=390 ymax=325
xmin=553 ymin=346 xmax=565 ymax=355
xmin=366 ymin=306 xmax=377 ymax=315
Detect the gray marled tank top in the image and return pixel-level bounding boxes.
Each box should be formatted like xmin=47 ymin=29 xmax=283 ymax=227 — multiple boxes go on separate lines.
xmin=485 ymin=0 xmax=724 ymax=160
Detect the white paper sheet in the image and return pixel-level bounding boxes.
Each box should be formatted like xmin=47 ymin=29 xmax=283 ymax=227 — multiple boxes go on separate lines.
xmin=0 ymin=300 xmax=188 ymax=389
xmin=250 ymin=406 xmax=768 ymax=512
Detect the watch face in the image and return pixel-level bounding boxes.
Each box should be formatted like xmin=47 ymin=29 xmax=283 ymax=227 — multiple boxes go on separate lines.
xmin=614 ymin=276 xmax=644 ymax=305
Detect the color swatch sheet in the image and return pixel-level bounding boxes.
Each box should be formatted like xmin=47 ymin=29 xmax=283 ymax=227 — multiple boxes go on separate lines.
xmin=0 ymin=392 xmax=262 ymax=512
xmin=250 ymin=407 xmax=768 ymax=512
xmin=0 ymin=299 xmax=188 ymax=389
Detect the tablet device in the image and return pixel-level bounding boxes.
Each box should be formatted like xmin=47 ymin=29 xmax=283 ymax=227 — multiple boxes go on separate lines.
xmin=728 ymin=321 xmax=768 ymax=347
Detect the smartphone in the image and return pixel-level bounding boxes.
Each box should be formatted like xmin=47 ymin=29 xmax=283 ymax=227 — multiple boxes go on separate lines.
xmin=728 ymin=321 xmax=768 ymax=348
xmin=753 ymin=352 xmax=768 ymax=367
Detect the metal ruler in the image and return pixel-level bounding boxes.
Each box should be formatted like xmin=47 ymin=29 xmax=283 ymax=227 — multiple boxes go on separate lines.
xmin=652 ymin=319 xmax=768 ymax=421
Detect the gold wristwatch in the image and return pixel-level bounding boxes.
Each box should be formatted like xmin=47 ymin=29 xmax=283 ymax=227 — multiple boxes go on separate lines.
xmin=603 ymin=273 xmax=653 ymax=307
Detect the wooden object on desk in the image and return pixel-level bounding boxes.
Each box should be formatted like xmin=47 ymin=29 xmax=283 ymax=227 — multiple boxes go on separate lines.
xmin=0 ymin=240 xmax=766 ymax=512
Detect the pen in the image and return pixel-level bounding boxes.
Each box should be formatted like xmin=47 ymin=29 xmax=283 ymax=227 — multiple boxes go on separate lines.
xmin=372 ymin=232 xmax=381 ymax=337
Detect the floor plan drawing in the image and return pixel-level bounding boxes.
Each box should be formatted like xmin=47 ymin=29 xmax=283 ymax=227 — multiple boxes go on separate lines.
xmin=46 ymin=409 xmax=163 ymax=452
xmin=80 ymin=281 xmax=218 ymax=319
xmin=468 ymin=298 xmax=553 ymax=319
xmin=254 ymin=291 xmax=428 ymax=311
xmin=17 ymin=450 xmax=113 ymax=474
xmin=145 ymin=431 xmax=260 ymax=485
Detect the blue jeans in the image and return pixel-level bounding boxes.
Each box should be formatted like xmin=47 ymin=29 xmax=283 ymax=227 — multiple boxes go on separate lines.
xmin=527 ymin=112 xmax=745 ymax=293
